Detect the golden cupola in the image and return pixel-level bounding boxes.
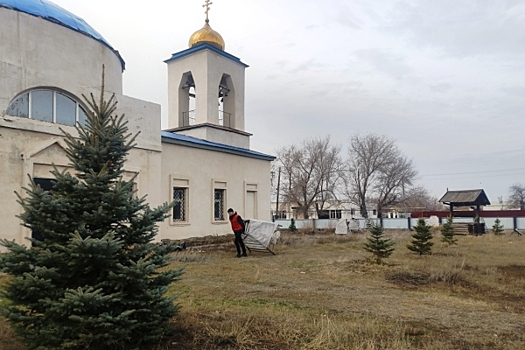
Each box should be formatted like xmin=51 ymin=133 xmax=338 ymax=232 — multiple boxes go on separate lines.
xmin=188 ymin=20 xmax=225 ymax=51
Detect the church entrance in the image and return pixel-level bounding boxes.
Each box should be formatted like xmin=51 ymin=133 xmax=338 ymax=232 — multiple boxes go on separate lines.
xmin=31 ymin=178 xmax=54 ymax=242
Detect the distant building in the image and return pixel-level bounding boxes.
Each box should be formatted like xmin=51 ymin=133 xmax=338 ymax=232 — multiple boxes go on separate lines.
xmin=271 ymin=201 xmax=378 ymax=220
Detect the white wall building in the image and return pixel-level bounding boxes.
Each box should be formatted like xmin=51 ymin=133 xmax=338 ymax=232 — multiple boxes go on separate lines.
xmin=0 ymin=0 xmax=274 ymax=245
xmin=270 ymin=201 xmax=378 ymax=220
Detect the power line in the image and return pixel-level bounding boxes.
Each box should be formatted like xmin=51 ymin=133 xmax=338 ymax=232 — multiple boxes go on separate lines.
xmin=421 ymin=167 xmax=525 ymax=178
xmin=423 ymin=172 xmax=525 ymax=181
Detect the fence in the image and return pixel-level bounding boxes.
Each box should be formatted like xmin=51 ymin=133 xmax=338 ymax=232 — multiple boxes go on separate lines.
xmin=275 ymin=217 xmax=525 ymax=231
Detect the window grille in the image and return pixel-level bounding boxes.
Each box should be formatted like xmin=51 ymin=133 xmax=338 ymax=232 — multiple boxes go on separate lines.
xmin=214 ymin=189 xmax=225 ymax=221
xmin=173 ymin=188 xmax=186 ymax=221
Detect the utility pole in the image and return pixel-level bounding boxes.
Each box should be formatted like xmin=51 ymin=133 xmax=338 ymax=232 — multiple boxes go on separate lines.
xmin=276 ymin=167 xmax=281 ymax=219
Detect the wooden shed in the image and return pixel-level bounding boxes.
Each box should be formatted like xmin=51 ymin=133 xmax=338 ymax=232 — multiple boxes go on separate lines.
xmin=439 ymin=189 xmax=491 ymax=234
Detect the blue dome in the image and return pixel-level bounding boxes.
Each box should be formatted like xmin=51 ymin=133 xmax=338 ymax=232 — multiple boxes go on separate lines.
xmin=0 ymin=0 xmax=125 ymax=70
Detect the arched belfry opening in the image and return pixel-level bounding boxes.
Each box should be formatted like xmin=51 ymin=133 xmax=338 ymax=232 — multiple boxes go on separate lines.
xmin=218 ymin=74 xmax=235 ymax=128
xmin=179 ymin=72 xmax=196 ymax=127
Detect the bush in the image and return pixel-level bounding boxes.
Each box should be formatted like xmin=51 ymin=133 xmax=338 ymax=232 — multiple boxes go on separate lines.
xmin=407 ymin=218 xmax=433 ymax=255
xmin=492 ymin=218 xmax=505 ymax=235
xmin=441 ymin=216 xmax=457 ymax=246
xmin=289 ymin=218 xmax=297 ymax=232
xmin=363 ymin=224 xmax=395 ymax=264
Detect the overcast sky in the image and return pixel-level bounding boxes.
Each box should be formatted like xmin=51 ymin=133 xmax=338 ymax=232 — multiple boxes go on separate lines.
xmin=52 ymin=0 xmax=525 ymax=202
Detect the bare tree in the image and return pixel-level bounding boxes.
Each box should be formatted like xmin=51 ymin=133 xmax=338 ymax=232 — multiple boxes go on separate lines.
xmin=345 ymin=133 xmax=417 ymax=218
xmin=373 ymin=156 xmax=418 ymax=217
xmin=398 ymin=186 xmax=445 ymax=212
xmin=508 ymin=183 xmax=525 ymax=210
xmin=277 ymin=136 xmax=342 ymax=219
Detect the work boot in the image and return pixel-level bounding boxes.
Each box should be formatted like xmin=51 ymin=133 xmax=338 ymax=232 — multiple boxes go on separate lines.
xmin=235 ymin=254 xmax=242 ymax=258
xmin=241 ymin=252 xmax=248 ymax=257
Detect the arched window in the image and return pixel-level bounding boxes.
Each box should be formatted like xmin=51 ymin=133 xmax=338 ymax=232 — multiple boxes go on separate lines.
xmin=6 ymin=89 xmax=88 ymax=127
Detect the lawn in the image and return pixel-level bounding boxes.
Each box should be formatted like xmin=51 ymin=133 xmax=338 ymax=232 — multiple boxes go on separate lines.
xmin=2 ymin=229 xmax=525 ymax=349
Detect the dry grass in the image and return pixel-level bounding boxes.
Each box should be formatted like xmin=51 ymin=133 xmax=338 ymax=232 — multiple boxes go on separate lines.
xmin=2 ymin=230 xmax=525 ymax=349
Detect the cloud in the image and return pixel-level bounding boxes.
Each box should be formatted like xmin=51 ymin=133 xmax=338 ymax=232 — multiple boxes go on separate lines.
xmin=353 ymin=48 xmax=413 ymax=79
xmin=388 ymin=0 xmax=525 ymax=58
xmin=289 ymin=59 xmax=325 ymax=73
xmin=336 ymin=14 xmax=362 ymax=30
xmin=428 ymin=83 xmax=453 ymax=93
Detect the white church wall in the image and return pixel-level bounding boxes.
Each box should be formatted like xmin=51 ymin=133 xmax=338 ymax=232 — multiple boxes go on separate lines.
xmin=0 ymin=124 xmax=163 ymax=246
xmin=116 ymin=95 xmax=162 ymax=151
xmin=0 ymin=8 xmax=123 ymax=112
xmin=160 ymin=143 xmax=271 ymax=239
xmin=176 ymin=125 xmax=250 ymax=149
xmin=204 ymin=126 xmax=250 ymax=149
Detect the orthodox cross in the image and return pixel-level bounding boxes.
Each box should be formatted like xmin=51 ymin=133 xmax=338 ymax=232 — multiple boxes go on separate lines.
xmin=203 ymin=0 xmax=213 ymax=22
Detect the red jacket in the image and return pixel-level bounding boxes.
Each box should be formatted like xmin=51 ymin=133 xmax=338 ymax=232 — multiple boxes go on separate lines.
xmin=229 ymin=213 xmax=245 ymax=233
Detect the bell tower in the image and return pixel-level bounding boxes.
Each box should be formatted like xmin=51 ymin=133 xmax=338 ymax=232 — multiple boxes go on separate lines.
xmin=165 ymin=1 xmax=251 ymax=149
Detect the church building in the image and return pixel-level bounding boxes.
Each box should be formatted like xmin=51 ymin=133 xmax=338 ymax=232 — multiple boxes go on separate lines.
xmin=0 ymin=0 xmax=274 ymax=245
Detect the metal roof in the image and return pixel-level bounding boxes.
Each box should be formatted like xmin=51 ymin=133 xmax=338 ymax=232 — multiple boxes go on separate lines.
xmin=161 ymin=131 xmax=275 ymax=161
xmin=0 ymin=0 xmax=125 ymax=71
xmin=439 ymin=189 xmax=491 ymax=206
xmin=164 ymin=43 xmax=249 ymax=67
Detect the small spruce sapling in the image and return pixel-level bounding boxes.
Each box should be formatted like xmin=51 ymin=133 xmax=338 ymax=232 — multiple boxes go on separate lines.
xmin=441 ymin=216 xmax=457 ymax=245
xmin=407 ymin=218 xmax=434 ymax=255
xmin=289 ymin=218 xmax=297 ymax=232
xmin=364 ymin=224 xmax=395 ymax=264
xmin=492 ymin=218 xmax=505 ymax=235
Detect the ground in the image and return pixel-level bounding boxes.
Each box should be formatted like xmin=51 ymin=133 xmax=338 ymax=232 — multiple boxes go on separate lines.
xmin=2 ymin=229 xmax=525 ymax=349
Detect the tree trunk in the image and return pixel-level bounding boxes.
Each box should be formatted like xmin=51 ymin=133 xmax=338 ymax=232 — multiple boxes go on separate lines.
xmin=360 ymin=201 xmax=368 ymax=219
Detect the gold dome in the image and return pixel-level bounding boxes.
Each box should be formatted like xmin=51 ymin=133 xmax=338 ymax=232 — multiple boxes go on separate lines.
xmin=189 ymin=21 xmax=225 ymax=51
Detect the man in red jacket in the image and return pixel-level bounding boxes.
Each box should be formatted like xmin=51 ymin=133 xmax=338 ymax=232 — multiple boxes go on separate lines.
xmin=228 ymin=208 xmax=247 ymax=258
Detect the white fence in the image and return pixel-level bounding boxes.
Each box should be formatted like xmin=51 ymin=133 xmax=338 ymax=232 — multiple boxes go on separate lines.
xmin=276 ymin=217 xmax=525 ymax=231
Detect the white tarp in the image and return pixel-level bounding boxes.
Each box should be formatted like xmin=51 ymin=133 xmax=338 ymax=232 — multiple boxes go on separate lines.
xmin=335 ymin=219 xmax=348 ymax=234
xmin=245 ymin=220 xmax=279 ymax=248
xmin=427 ymin=215 xmax=440 ymax=227
xmin=270 ymin=231 xmax=281 ymax=244
xmin=348 ymin=219 xmax=360 ymax=232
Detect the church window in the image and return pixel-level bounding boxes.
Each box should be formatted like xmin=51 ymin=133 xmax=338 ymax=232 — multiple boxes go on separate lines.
xmin=32 ymin=90 xmax=54 ymax=122
xmin=213 ymin=180 xmax=227 ymax=222
xmin=6 ymin=89 xmax=87 ymax=127
xmin=31 ymin=178 xmax=54 ymax=244
xmin=56 ymin=93 xmax=77 ymax=126
xmin=173 ymin=188 xmax=187 ymax=222
xmin=6 ymin=93 xmax=29 ymax=118
xmin=214 ymin=189 xmax=225 ymax=221
xmin=170 ymin=177 xmax=189 ymax=224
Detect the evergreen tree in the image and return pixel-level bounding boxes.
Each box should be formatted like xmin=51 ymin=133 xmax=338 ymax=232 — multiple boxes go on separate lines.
xmin=289 ymin=218 xmax=297 ymax=232
xmin=407 ymin=218 xmax=434 ymax=255
xmin=364 ymin=224 xmax=395 ymax=264
xmin=492 ymin=218 xmax=505 ymax=235
xmin=441 ymin=216 xmax=457 ymax=245
xmin=0 ymin=77 xmax=183 ymax=350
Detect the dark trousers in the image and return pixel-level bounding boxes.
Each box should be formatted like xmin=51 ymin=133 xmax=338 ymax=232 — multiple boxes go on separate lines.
xmin=234 ymin=231 xmax=247 ymax=255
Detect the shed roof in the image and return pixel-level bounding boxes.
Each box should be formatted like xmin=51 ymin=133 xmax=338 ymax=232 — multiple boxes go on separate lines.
xmin=439 ymin=189 xmax=491 ymax=206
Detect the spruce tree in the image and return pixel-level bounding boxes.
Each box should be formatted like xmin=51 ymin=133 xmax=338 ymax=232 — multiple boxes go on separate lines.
xmin=492 ymin=218 xmax=505 ymax=235
xmin=0 ymin=77 xmax=183 ymax=350
xmin=441 ymin=216 xmax=457 ymax=246
xmin=407 ymin=218 xmax=434 ymax=255
xmin=289 ymin=218 xmax=297 ymax=232
xmin=364 ymin=224 xmax=395 ymax=264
